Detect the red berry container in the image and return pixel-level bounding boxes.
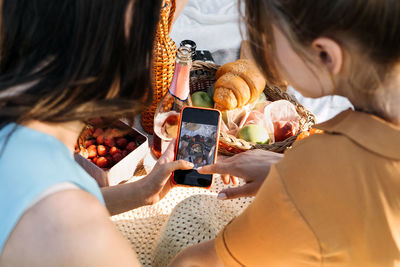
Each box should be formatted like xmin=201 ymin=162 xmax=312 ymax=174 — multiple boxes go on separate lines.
xmin=74 ymin=120 xmax=148 ymax=187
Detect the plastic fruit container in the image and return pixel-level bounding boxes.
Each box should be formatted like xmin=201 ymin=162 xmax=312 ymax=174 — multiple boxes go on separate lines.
xmin=74 ymin=120 xmax=148 ymax=187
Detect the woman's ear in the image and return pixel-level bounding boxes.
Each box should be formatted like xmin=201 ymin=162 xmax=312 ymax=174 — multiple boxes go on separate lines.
xmin=311 ymin=37 xmax=343 ymax=75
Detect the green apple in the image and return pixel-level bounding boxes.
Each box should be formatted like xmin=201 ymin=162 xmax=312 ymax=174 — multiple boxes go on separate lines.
xmin=238 ymin=124 xmax=270 ymax=144
xmin=221 ymin=111 xmax=228 ymax=124
xmin=256 ymin=92 xmax=267 ymax=103
xmin=254 ymin=93 xmax=268 ymax=110
xmin=191 ymin=91 xmax=214 ymax=108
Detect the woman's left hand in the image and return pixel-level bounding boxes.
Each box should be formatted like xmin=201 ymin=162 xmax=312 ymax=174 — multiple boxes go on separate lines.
xmin=102 ymin=139 xmax=193 ymax=215
xmin=143 ymin=139 xmax=194 ymax=205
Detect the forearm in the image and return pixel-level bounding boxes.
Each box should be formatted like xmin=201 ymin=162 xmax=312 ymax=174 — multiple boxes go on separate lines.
xmin=168 ymin=240 xmax=224 ymax=267
xmin=173 ymin=0 xmax=189 ymax=23
xmin=101 ymin=179 xmax=151 ymax=216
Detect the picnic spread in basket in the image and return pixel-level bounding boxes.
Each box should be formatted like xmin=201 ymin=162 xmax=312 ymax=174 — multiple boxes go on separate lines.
xmin=189 ymin=60 xmax=316 ymax=156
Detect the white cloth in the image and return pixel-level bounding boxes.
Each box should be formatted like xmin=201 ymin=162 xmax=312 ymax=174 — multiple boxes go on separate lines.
xmin=287 ymin=86 xmax=354 ymax=123
xmin=171 ymin=0 xmax=243 ymax=54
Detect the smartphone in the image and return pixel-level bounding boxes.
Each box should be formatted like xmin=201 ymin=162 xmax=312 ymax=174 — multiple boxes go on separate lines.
xmin=172 ymin=107 xmax=221 ymax=188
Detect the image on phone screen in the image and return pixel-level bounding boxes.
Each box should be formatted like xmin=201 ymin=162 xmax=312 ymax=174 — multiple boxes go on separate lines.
xmin=176 ymin=122 xmax=217 ymax=169
xmin=173 ymin=107 xmax=220 ymax=188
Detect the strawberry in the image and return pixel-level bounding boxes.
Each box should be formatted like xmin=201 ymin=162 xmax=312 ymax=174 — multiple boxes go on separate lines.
xmin=96 ymin=157 xmax=108 ymax=168
xmin=104 ymin=128 xmax=113 ymax=137
xmin=105 ymin=155 xmax=113 ymax=167
xmin=96 ymin=135 xmax=104 ymax=145
xmin=87 ymin=127 xmax=95 ymax=135
xmin=87 ymin=145 xmax=97 ymax=158
xmin=93 ymin=128 xmax=104 ymax=138
xmin=109 ymin=146 xmax=121 ymax=156
xmin=104 ymin=137 xmax=115 ymax=148
xmin=116 ymin=137 xmax=128 ymax=149
xmin=92 ymin=157 xmax=99 ymax=164
xmin=97 ymin=145 xmax=107 ymax=157
xmin=126 ymin=141 xmax=137 ymax=152
xmin=122 ymin=150 xmax=129 ymax=158
xmin=80 ymin=148 xmax=89 ymax=159
xmin=89 ymin=117 xmax=103 ymax=126
xmin=112 ymin=153 xmax=123 ymax=164
xmin=84 ymin=139 xmax=96 ymax=148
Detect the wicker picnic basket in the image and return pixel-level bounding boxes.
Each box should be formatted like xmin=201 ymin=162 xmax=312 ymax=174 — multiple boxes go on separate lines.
xmin=190 ymin=61 xmax=316 ymax=156
xmin=141 ymin=0 xmax=177 ymax=134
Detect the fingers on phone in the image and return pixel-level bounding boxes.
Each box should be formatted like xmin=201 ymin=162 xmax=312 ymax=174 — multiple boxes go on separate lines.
xmin=175 ymin=160 xmax=194 ymax=170
xmin=231 ymin=176 xmax=239 ymax=186
xmin=218 ymin=183 xmax=256 ymax=200
xmin=221 ymin=174 xmax=230 ymax=184
xmin=198 ymin=162 xmax=230 ymax=175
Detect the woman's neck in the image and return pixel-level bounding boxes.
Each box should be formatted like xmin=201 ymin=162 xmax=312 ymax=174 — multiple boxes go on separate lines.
xmin=338 ymin=63 xmax=400 ymax=126
xmin=374 ymin=67 xmax=400 ymax=126
xmin=23 ymin=120 xmax=84 ymax=152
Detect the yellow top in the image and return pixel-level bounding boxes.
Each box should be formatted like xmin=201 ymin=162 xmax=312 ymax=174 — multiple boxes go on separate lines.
xmin=215 ymin=109 xmax=400 ymax=267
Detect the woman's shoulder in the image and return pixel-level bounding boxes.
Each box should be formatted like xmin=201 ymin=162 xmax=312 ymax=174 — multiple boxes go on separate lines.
xmin=272 ymin=127 xmax=399 ymax=229
xmin=281 ymin=131 xmax=354 ymax=171
xmin=0 ymin=123 xmax=104 ymax=254
xmin=271 ymin=132 xmax=371 ymax=222
xmin=0 ymin=189 xmax=139 ymax=267
xmin=0 ymin=123 xmax=101 ymax=194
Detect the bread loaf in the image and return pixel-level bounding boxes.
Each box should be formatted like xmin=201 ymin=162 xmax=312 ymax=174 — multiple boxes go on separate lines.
xmin=214 ymin=73 xmax=251 ymax=110
xmin=214 ymin=59 xmax=266 ymax=110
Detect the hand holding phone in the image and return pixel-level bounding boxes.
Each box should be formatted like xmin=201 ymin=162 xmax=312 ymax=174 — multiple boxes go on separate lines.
xmin=139 ymin=139 xmax=194 ymax=206
xmin=172 ymin=107 xmax=221 ymax=188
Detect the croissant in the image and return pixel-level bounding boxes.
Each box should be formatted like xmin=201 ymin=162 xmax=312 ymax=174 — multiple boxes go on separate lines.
xmin=214 ymin=59 xmax=266 ymax=111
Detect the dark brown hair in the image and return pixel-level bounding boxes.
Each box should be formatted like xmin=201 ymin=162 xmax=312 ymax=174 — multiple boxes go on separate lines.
xmin=0 ymin=0 xmax=162 ymax=129
xmin=242 ymin=0 xmax=400 ymax=120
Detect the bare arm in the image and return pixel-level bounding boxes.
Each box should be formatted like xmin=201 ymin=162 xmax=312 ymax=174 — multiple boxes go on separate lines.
xmin=0 ymin=189 xmax=139 ymax=267
xmin=101 ymin=178 xmax=154 ymax=216
xmin=173 ymin=0 xmax=189 ymax=23
xmin=102 ymin=140 xmax=194 ymax=216
xmin=168 ymin=240 xmax=224 ymax=267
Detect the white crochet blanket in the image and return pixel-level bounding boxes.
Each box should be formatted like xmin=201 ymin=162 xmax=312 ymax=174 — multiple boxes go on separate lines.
xmin=111 ymin=176 xmax=253 ymax=266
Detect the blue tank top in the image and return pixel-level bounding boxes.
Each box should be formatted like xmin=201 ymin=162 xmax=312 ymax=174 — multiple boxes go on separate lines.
xmin=0 ymin=123 xmax=105 ymax=253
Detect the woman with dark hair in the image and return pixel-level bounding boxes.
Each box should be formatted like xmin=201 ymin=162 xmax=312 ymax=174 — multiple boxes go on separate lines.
xmin=170 ymin=0 xmax=400 ymax=266
xmin=0 ymin=0 xmax=192 ymax=266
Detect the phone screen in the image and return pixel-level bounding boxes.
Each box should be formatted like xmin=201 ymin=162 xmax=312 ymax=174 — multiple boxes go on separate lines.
xmin=173 ymin=107 xmax=220 ymax=188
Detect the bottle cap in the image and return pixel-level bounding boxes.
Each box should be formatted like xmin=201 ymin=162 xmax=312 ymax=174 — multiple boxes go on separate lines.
xmin=177 ymin=46 xmax=192 ymax=63
xmin=180 ymin=40 xmax=197 ymax=60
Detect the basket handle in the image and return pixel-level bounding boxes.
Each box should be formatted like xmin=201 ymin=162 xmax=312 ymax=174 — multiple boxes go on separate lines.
xmin=167 ymin=0 xmax=176 ymax=33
